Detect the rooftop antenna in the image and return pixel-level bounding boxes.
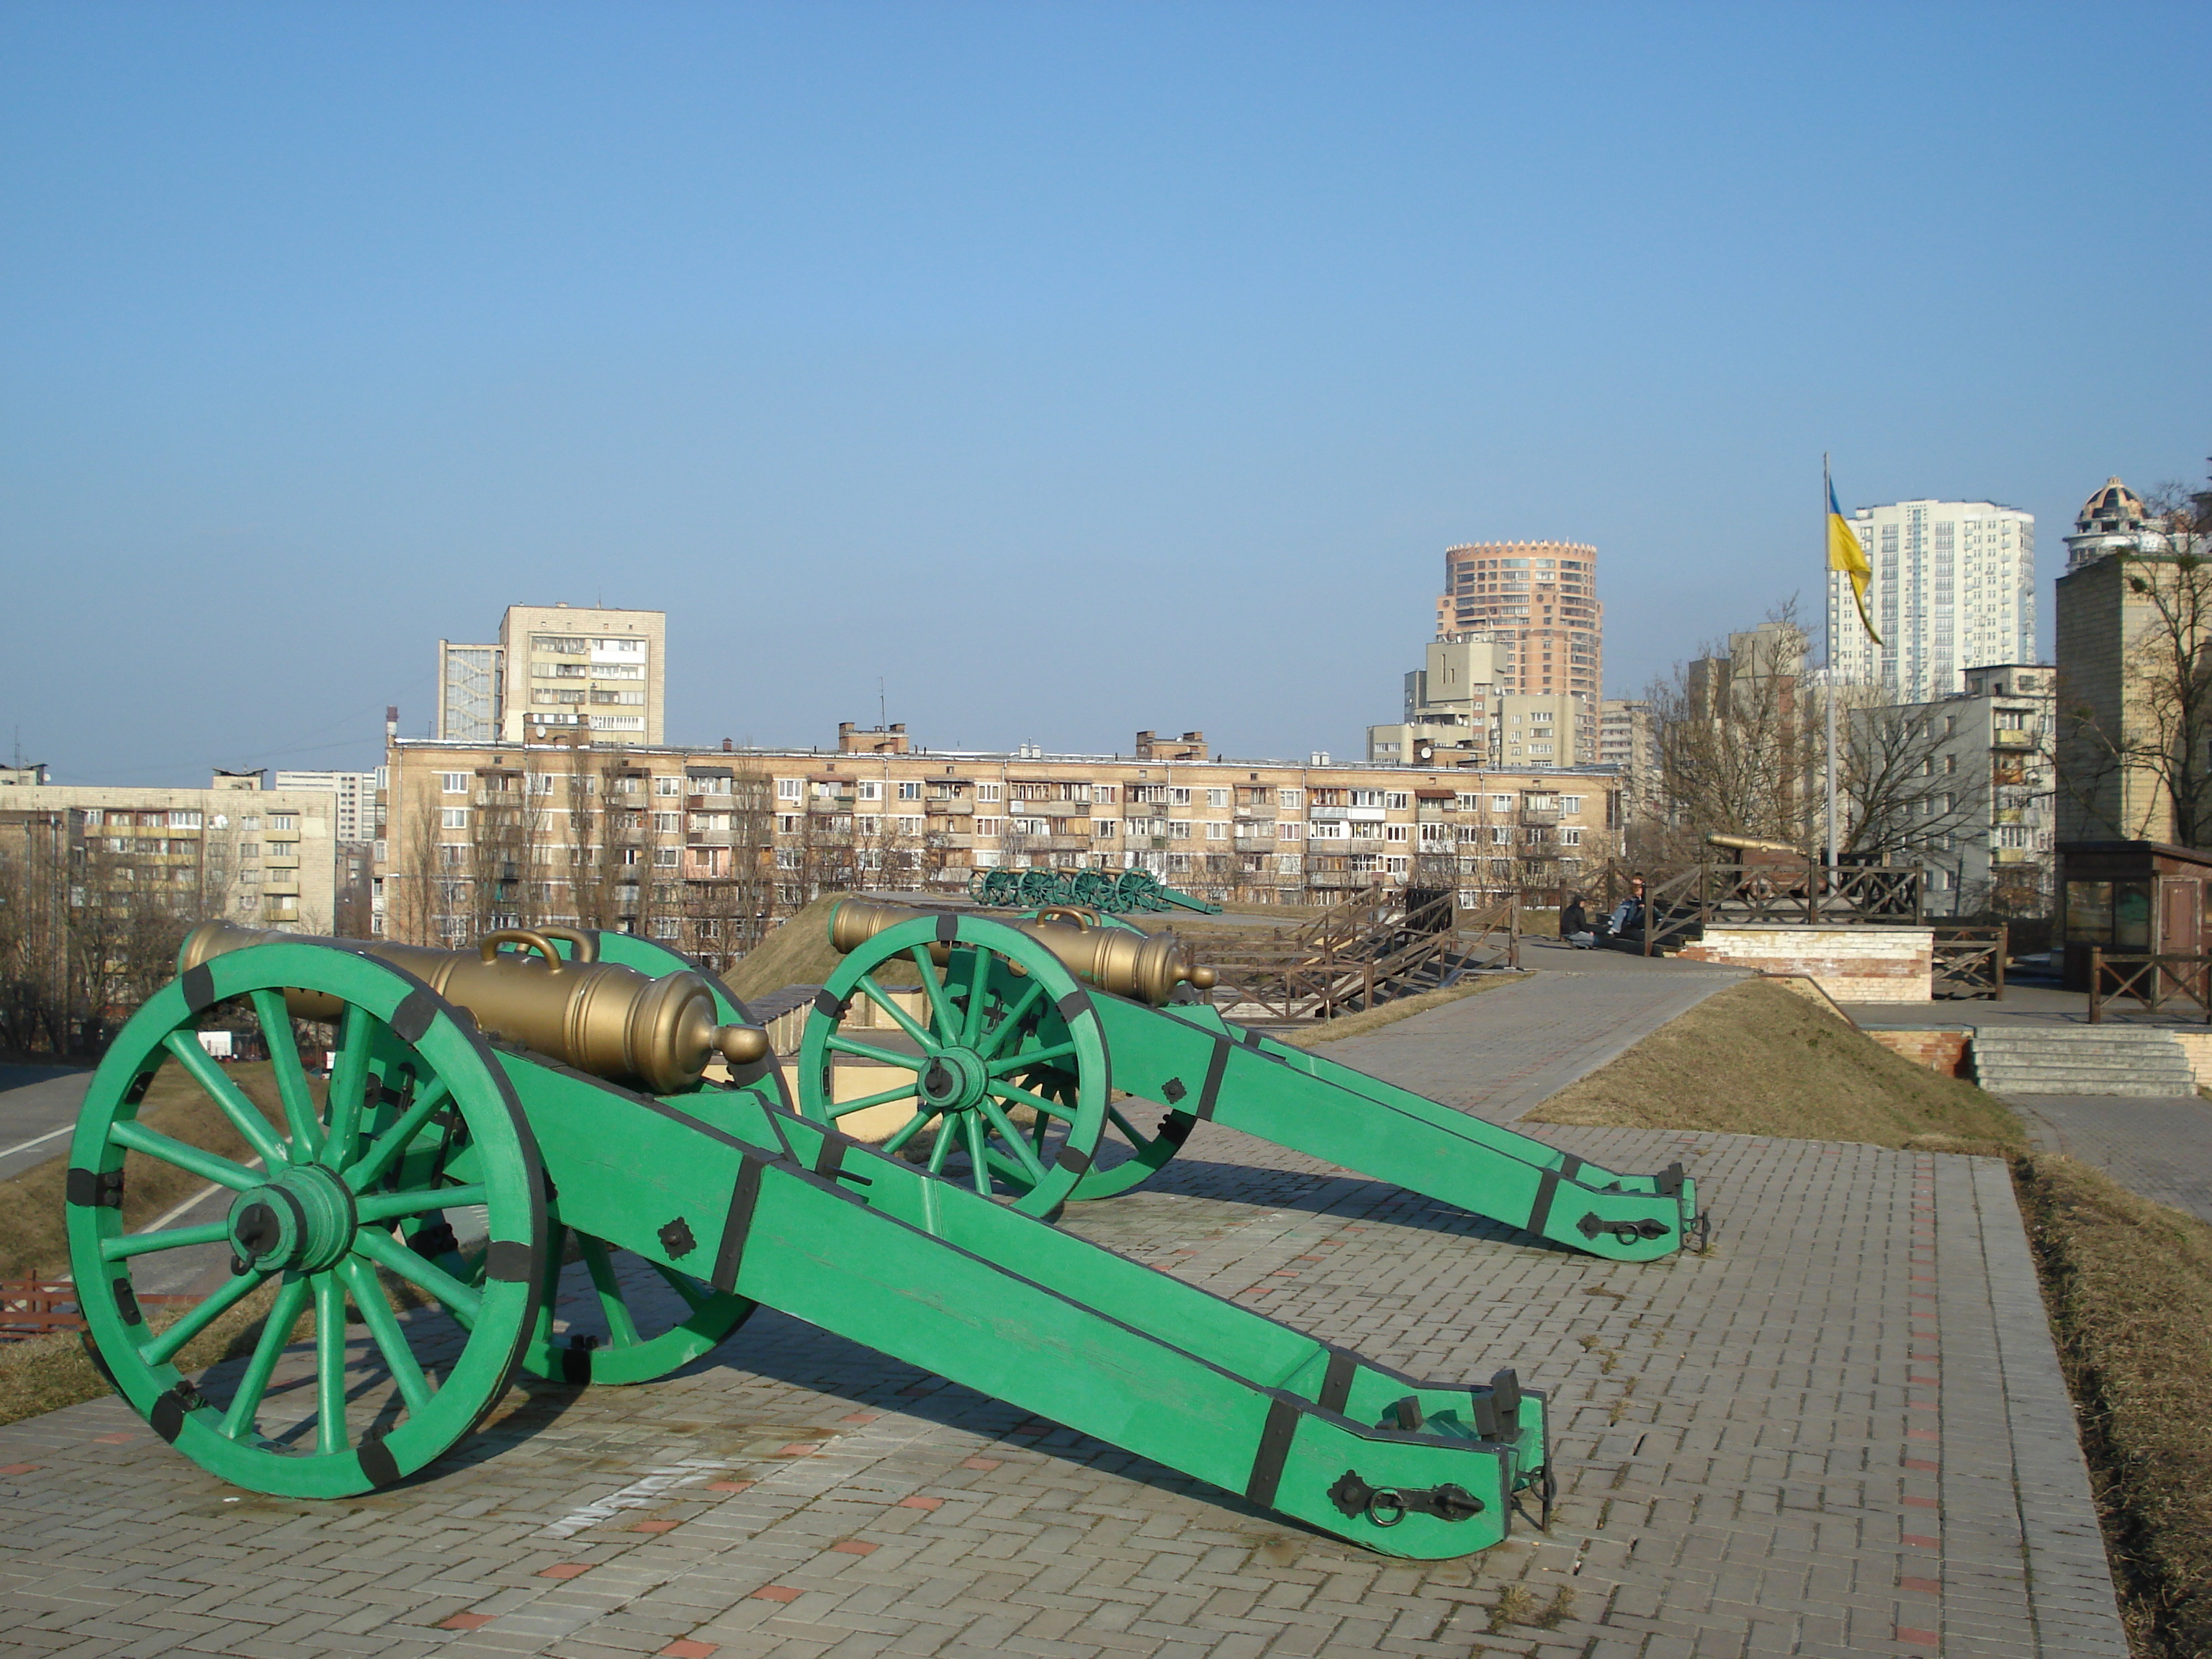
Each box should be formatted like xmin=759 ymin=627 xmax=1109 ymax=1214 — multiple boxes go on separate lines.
xmin=879 ymin=677 xmax=886 ymax=729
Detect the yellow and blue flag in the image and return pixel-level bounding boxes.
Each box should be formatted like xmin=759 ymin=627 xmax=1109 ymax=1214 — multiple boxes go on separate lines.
xmin=1827 ymin=477 xmax=1881 ymax=645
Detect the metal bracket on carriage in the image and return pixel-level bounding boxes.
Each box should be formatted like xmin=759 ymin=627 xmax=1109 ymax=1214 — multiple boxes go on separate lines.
xmin=1326 ymin=1470 xmax=1485 ymax=1526
xmin=1577 ymin=1213 xmax=1671 ymax=1243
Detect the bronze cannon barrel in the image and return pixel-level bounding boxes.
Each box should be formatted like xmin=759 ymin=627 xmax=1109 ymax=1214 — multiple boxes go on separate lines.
xmin=179 ymin=921 xmax=769 ymax=1094
xmin=827 ymin=898 xmax=1216 ymax=1007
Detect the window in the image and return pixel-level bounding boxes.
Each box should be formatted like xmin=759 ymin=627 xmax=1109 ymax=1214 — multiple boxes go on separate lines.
xmin=858 ymin=781 xmax=884 ymax=801
xmin=271 ymin=815 xmax=295 ymax=832
xmin=1456 ymin=793 xmax=1482 ymax=812
xmin=776 ymin=814 xmax=801 ymax=835
xmin=1308 ymin=820 xmax=1346 ymax=840
xmin=1385 ymin=856 xmax=1409 ymax=874
xmin=1094 ymin=819 xmax=1117 ymax=838
xmin=898 ymin=781 xmax=922 ymax=800
xmin=650 ymin=918 xmax=679 ymax=940
xmin=977 ymin=783 xmax=1003 ymax=802
xmin=856 ymin=815 xmax=881 ymax=836
xmin=1562 ymin=827 xmax=1581 ymax=846
xmin=1561 ymin=796 xmax=1582 ymax=814
xmin=1491 ymin=826 xmax=1511 ymax=845
xmin=1168 ymin=820 xmax=1192 ymax=840
xmin=653 ymin=812 xmax=680 ymax=832
xmin=974 ymin=818 xmax=1002 ymax=837
xmin=441 ymin=809 xmax=469 ymax=830
xmin=1277 ymin=822 xmax=1303 ymax=842
xmin=1491 ymin=795 xmax=1512 ymax=811
xmin=653 ymin=848 xmax=680 ymax=866
xmin=1279 ymin=788 xmax=1301 ymax=809
xmin=1094 ymin=785 xmax=1118 ymax=805
xmin=1383 ymin=791 xmax=1410 ymax=811
xmin=1170 ymin=788 xmax=1192 ymax=806
xmin=1206 ymin=822 xmax=1228 ymax=840
xmin=654 ymin=776 xmax=680 ymax=796
xmin=775 ymin=777 xmax=804 ymax=803
xmin=1384 ymin=824 xmax=1409 ymax=842
xmin=1013 ymin=817 xmax=1051 ymax=837
xmin=1350 ymin=789 xmax=1383 ymax=808
xmin=1207 ymin=788 xmax=1229 ymax=808
xmin=441 ymin=773 xmax=469 ymax=794
xmin=896 ymin=817 xmax=924 ymax=837
xmin=241 ymin=815 xmax=260 ymax=831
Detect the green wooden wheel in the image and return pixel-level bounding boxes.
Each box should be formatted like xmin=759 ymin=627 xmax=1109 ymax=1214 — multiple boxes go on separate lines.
xmin=796 ymin=913 xmax=1107 ymax=1218
xmin=66 ymin=941 xmax=545 ymax=1498
xmin=516 ymin=1223 xmax=758 ymax=1385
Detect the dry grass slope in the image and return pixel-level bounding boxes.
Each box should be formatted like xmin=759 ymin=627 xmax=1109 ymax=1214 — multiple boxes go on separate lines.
xmin=1527 ymin=977 xmax=2026 ymax=1152
xmin=2019 ymin=1154 xmax=2212 ymax=1659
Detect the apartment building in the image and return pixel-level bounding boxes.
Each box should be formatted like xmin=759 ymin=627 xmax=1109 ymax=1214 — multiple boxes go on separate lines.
xmin=1368 ymin=639 xmax=1596 ymax=768
xmin=1434 ymin=541 xmax=1603 ymax=702
xmin=0 ymin=774 xmax=340 ymax=932
xmin=374 ymin=729 xmax=1625 ymax=966
xmin=1827 ymin=499 xmax=2036 ymax=703
xmin=274 ymin=769 xmax=378 ymax=842
xmin=1599 ymin=699 xmax=1657 ymax=818
xmin=437 ymin=604 xmax=667 ymax=746
xmin=1852 ymin=665 xmax=2056 ymax=916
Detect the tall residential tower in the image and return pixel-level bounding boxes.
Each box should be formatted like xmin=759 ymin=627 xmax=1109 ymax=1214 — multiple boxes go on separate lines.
xmin=1434 ymin=541 xmax=1602 ymax=703
xmin=1826 ymin=500 xmax=2034 ymax=702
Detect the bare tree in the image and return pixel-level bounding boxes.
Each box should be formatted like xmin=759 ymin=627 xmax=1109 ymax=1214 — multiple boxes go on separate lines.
xmin=1835 ymin=693 xmax=1993 ymax=889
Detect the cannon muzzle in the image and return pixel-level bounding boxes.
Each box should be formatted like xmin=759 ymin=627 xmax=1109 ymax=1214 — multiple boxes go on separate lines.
xmin=179 ymin=921 xmax=768 ymax=1094
xmin=827 ymin=898 xmax=1216 ymax=1007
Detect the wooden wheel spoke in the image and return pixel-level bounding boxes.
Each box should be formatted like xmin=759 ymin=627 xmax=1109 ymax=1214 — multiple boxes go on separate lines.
xmin=976 ymin=1097 xmax=1046 ymax=1182
xmin=1105 ymin=1104 xmax=1154 ymax=1145
xmin=580 ymin=1236 xmax=645 ymax=1347
xmin=854 ymin=974 xmax=933 ymax=1047
xmin=139 ymin=1265 xmax=267 ymax=1367
xmin=356 ymin=1183 xmax=487 ymax=1224
xmin=337 ymin=1256 xmax=431 ymax=1415
xmin=102 ymin=1220 xmax=233 ymax=1262
xmin=825 ymin=1035 xmax=925 ymax=1071
xmin=925 ymin=1118 xmax=956 ymax=1175
xmin=974 ymin=978 xmax=1048 ymax=1060
xmin=961 ymin=946 xmax=992 ymax=1045
xmin=158 ymin=1035 xmax=287 ymax=1169
xmin=830 ymin=1083 xmax=920 ymax=1118
xmin=342 ymin=1079 xmax=452 ymax=1188
xmin=644 ymin=1258 xmax=715 ymax=1312
xmin=221 ymin=1274 xmax=311 ymax=1439
xmin=909 ymin=947 xmax=961 ymax=1041
xmin=962 ymin=1113 xmax=991 ymax=1196
xmin=987 ymin=1039 xmax=1076 ymax=1076
xmin=250 ymin=989 xmax=321 ymax=1160
xmin=110 ymin=1118 xmax=261 ymax=1191
xmin=322 ymin=1005 xmax=376 ymax=1169
xmin=881 ymin=1110 xmax=934 ymax=1155
xmin=992 ymin=1079 xmax=1079 ymax=1121
xmin=352 ymin=1228 xmax=483 ymax=1328
xmin=313 ymin=1272 xmax=348 ymax=1453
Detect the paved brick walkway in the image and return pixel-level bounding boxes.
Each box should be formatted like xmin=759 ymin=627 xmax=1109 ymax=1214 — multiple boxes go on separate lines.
xmin=1320 ymin=943 xmax=1747 ymax=1124
xmin=0 ymin=1107 xmax=2122 ymax=1658
xmin=2010 ymin=1094 xmax=2212 ymax=1224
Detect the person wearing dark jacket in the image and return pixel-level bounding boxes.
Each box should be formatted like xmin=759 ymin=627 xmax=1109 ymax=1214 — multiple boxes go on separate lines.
xmin=1560 ymin=894 xmax=1588 ymax=940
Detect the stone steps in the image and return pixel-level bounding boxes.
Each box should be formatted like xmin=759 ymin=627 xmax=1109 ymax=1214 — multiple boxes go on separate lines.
xmin=1972 ymin=1027 xmax=2196 ymax=1097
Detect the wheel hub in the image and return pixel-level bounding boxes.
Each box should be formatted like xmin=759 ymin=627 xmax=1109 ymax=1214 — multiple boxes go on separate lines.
xmin=917 ymin=1047 xmax=992 ymax=1113
xmin=227 ymin=1166 xmax=356 ymax=1274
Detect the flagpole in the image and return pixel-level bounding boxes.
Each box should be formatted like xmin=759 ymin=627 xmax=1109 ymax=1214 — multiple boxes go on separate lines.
xmin=1824 ymin=454 xmax=1839 ymax=873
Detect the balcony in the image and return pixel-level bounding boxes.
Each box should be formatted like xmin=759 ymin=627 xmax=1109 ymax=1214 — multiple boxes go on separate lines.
xmin=929 ymin=800 xmax=975 ymax=817
xmin=1991 ymin=728 xmax=2038 ymax=750
xmin=1233 ymin=836 xmax=1277 ymax=855
xmin=1520 ymin=809 xmax=1560 ymax=827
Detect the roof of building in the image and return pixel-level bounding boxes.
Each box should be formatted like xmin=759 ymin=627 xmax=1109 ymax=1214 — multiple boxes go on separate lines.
xmin=2075 ymin=476 xmax=2147 ymax=534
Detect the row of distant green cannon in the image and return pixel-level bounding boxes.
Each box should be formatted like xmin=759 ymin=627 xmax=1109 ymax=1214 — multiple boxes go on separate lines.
xmin=966 ymin=863 xmax=1223 ymax=914
xmin=60 ymin=899 xmax=1708 ymax=1559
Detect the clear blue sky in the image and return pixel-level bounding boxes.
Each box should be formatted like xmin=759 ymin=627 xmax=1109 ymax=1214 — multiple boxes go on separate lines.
xmin=5 ymin=2 xmax=2207 ymax=783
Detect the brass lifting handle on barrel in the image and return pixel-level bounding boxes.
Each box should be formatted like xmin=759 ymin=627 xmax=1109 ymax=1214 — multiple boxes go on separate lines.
xmin=179 ymin=920 xmax=769 ymax=1093
xmin=828 ymin=897 xmax=1216 ymax=1007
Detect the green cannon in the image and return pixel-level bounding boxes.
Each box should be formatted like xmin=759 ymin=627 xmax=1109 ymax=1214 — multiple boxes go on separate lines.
xmin=796 ymin=901 xmax=1703 ymax=1259
xmin=65 ymin=922 xmax=1548 ymax=1557
xmin=966 ymin=866 xmax=1223 ymax=916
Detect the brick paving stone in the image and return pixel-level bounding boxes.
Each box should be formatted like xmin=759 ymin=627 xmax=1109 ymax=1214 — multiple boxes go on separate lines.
xmin=2009 ymin=1092 xmax=2212 ymax=1222
xmin=0 ymin=1040 xmax=2129 ymax=1655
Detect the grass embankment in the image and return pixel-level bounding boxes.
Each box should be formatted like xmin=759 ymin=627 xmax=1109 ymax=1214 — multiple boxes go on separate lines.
xmin=1526 ymin=976 xmax=2026 ymax=1152
xmin=2020 ymin=1154 xmax=2212 ymax=1659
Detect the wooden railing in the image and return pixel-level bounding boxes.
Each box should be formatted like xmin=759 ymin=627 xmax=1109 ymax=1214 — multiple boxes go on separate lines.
xmin=1597 ymin=858 xmax=1926 ymax=956
xmin=2087 ymin=949 xmax=2212 ymax=1024
xmin=1 ymin=1274 xmax=191 ymax=1344
xmin=1930 ymin=926 xmax=2007 ymax=1000
xmin=1205 ymin=892 xmax=1520 ymax=1021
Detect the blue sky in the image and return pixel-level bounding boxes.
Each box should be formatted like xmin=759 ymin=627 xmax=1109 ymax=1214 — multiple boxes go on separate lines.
xmin=4 ymin=2 xmax=2208 ymax=783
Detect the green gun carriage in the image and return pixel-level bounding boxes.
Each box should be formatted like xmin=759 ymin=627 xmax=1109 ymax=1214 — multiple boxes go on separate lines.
xmin=67 ymin=920 xmax=1555 ymax=1559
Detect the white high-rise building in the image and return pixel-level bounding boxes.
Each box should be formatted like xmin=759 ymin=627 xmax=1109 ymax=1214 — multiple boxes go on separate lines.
xmin=1826 ymin=500 xmax=2035 ymax=703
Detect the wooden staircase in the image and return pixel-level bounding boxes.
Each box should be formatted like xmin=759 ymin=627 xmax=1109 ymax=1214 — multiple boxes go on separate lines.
xmin=1203 ymin=890 xmax=1520 ymax=1022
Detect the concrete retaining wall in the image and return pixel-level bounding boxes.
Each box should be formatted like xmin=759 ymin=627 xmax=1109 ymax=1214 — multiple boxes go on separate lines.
xmin=1676 ymin=925 xmax=1934 ymax=1002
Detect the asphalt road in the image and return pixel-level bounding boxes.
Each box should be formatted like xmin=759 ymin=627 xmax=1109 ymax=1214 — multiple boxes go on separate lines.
xmin=0 ymin=1066 xmax=92 ymax=1183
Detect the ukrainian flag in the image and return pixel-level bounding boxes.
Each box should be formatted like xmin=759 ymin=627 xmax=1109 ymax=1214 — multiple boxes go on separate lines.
xmin=1828 ymin=477 xmax=1881 ymax=645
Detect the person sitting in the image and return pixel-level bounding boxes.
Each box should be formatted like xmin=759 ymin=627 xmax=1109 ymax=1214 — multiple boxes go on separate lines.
xmin=1604 ymin=873 xmax=1648 ymax=939
xmin=1559 ymin=893 xmax=1593 ymax=948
